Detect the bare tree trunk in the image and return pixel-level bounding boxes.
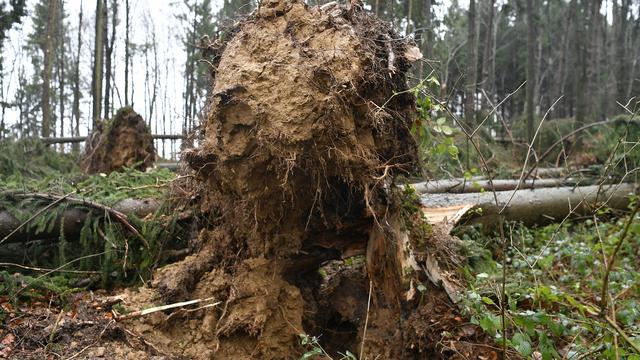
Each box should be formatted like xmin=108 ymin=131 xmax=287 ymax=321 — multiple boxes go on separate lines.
xmin=481 ymin=0 xmax=495 ymax=112
xmin=419 ymin=0 xmax=431 ymax=79
xmin=556 ymin=1 xmax=574 ymax=118
xmin=614 ymin=0 xmax=631 ymax=104
xmin=72 ymin=1 xmax=83 ymax=153
xmin=0 ymin=62 xmax=5 ymax=139
xmin=57 ymin=1 xmax=66 ymax=151
xmin=149 ymin=26 xmax=159 ymax=124
xmin=574 ymin=1 xmax=587 ymax=126
xmin=92 ymin=0 xmax=105 ymax=128
xmin=124 ymin=0 xmax=130 ymax=106
xmin=421 ymin=184 xmax=637 ymax=229
xmin=0 ymin=198 xmax=161 ymax=244
xmin=464 ymin=0 xmax=478 ymax=128
xmin=42 ymin=0 xmax=60 ymax=139
xmin=525 ymin=0 xmax=536 ymax=142
xmin=625 ymin=32 xmax=638 ymax=102
xmin=405 ymin=0 xmax=413 ymax=36
xmin=104 ymin=1 xmax=116 ymax=119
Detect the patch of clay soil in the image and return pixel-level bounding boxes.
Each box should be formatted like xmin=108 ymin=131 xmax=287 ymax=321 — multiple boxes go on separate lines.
xmin=82 ymin=107 xmax=156 ymax=174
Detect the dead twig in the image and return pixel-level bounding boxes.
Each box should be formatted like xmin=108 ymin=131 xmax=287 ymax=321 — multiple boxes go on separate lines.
xmin=115 ymin=297 xmax=220 ymax=321
xmin=0 ymin=262 xmax=99 ymax=274
xmin=359 ymin=280 xmax=373 ymax=360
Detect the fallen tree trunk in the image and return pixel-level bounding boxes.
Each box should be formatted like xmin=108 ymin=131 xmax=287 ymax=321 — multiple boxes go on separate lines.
xmin=421 ymin=183 xmax=637 ymax=229
xmin=412 ymin=178 xmax=573 ymax=194
xmin=0 ymin=197 xmax=160 ymax=243
xmin=3 ymin=182 xmax=635 ymax=243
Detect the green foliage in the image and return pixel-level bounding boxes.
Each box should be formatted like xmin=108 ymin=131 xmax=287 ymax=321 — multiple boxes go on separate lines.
xmin=0 ymin=138 xmax=78 ymax=179
xmin=298 ymin=333 xmax=357 ymax=360
xmin=459 ymin=210 xmax=640 ymax=359
xmin=0 ymin=270 xmax=80 ymax=305
xmin=398 ymin=183 xmax=432 ymax=245
xmin=411 ymin=76 xmax=462 ymax=177
xmin=0 ymin=0 xmax=26 ymax=44
xmin=0 ymin=140 xmax=184 ymax=299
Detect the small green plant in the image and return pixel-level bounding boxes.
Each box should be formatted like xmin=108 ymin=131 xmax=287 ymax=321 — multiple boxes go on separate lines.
xmin=298 ymin=333 xmax=357 ymax=360
xmin=410 ymin=76 xmax=462 ymax=177
xmin=458 ymin=213 xmax=640 ymax=359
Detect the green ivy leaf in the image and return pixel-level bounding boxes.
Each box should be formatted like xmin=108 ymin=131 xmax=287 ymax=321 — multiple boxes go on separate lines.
xmin=511 ymin=333 xmax=533 ymax=357
xmin=448 ymin=145 xmax=459 ymax=157
xmin=481 ymin=296 xmax=495 ymax=306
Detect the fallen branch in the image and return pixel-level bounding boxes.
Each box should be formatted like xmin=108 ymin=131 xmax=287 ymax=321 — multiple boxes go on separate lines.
xmin=421 ymin=183 xmax=637 ymax=229
xmin=0 ymin=195 xmax=160 ymax=244
xmin=412 ymin=178 xmax=572 ymax=194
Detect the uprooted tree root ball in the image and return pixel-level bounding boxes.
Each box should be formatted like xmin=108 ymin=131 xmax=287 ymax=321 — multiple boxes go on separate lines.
xmin=82 ymin=107 xmax=156 ymax=174
xmin=119 ymin=1 xmax=495 ymax=358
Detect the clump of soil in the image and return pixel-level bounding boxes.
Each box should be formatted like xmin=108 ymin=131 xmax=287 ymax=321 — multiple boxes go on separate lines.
xmin=119 ymin=1 xmax=494 ymax=358
xmin=82 ymin=107 xmax=156 ymax=174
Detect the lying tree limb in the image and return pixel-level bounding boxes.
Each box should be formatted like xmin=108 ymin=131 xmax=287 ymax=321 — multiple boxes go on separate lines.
xmin=421 ymin=183 xmax=637 ymax=229
xmin=1 ymin=183 xmax=635 ymax=244
xmin=0 ymin=191 xmax=75 ymax=246
xmin=412 ymin=178 xmax=574 ymax=194
xmin=0 ymin=195 xmax=160 ymax=244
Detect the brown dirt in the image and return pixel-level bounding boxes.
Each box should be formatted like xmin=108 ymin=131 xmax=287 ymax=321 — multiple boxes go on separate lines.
xmin=0 ymin=292 xmax=173 ymax=360
xmin=82 ymin=107 xmax=156 ymax=174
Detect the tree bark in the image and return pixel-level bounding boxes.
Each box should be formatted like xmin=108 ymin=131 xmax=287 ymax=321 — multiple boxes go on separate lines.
xmin=72 ymin=1 xmax=83 ymax=153
xmin=103 ymin=0 xmax=116 ymax=119
xmin=464 ymin=0 xmax=478 ymax=128
xmin=481 ymin=0 xmax=495 ymax=112
xmin=412 ymin=178 xmax=575 ymax=194
xmin=0 ymin=198 xmax=161 ymax=244
xmin=421 ymin=183 xmax=637 ymax=229
xmin=41 ymin=0 xmax=60 ymax=139
xmin=574 ymin=0 xmax=587 ymax=126
xmin=56 ymin=0 xmax=65 ymax=150
xmin=92 ymin=0 xmax=105 ymax=128
xmin=124 ymin=0 xmax=130 ymax=106
xmin=525 ymin=0 xmax=536 ymax=142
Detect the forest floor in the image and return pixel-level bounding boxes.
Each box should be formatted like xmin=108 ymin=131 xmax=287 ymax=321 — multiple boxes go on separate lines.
xmin=2 ymin=197 xmax=639 ymax=360
xmin=0 ymin=149 xmax=638 ymax=359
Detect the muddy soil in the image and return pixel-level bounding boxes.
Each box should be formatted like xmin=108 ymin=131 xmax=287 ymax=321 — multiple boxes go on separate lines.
xmin=82 ymin=107 xmax=156 ymax=174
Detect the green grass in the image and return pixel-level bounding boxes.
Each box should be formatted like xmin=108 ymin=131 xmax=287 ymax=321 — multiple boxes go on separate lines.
xmin=457 ymin=208 xmax=640 ymax=359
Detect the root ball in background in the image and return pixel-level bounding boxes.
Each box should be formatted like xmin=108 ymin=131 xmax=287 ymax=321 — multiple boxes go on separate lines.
xmin=82 ymin=107 xmax=156 ymax=174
